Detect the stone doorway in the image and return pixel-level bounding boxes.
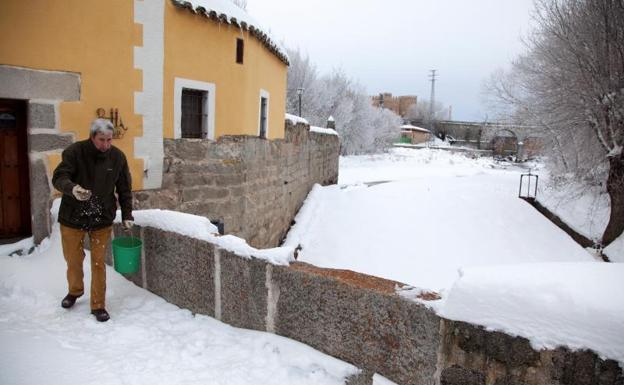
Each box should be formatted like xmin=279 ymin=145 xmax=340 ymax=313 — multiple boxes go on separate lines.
xmin=0 ymin=98 xmax=31 ymax=241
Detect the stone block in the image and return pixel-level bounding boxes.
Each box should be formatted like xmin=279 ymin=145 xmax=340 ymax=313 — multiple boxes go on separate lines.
xmin=182 ymin=187 xmax=229 ymax=202
xmin=0 ymin=65 xmax=80 ymax=101
xmin=219 ymin=249 xmax=268 ymax=331
xmin=441 ymin=320 xmax=623 ymax=385
xmin=29 ymin=158 xmax=51 ymax=243
xmin=215 ymin=173 xmax=244 ymax=186
xmin=133 ymin=190 xmax=179 ymax=210
xmin=440 ymin=366 xmax=485 ymax=385
xmin=29 ymin=133 xmax=73 ymax=152
xmin=453 ymin=321 xmax=539 ymax=367
xmin=176 ymin=172 xmax=214 ymax=187
xmin=273 ymin=263 xmax=441 ymax=385
xmin=174 ymin=140 xmax=210 ymax=161
xmin=206 ymin=160 xmax=243 ymax=174
xmin=143 ymin=227 xmax=215 ymax=316
xmin=28 ymin=103 xmax=56 ymax=129
xmin=493 ymin=376 xmax=529 ymax=385
xmin=551 ymin=348 xmax=624 ymax=385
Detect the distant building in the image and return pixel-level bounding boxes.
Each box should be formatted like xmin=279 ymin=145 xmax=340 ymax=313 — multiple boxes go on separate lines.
xmin=371 ymin=93 xmax=417 ymax=117
xmin=428 ymin=120 xmax=543 ymax=157
xmin=399 ymin=124 xmax=431 ymax=144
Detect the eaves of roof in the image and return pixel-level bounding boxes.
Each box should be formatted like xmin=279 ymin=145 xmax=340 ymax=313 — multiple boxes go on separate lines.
xmin=170 ymin=0 xmax=290 ymax=66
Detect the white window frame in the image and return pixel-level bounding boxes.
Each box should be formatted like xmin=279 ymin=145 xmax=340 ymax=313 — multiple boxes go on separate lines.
xmin=258 ymin=89 xmax=270 ymax=138
xmin=174 ymin=77 xmax=216 ymax=140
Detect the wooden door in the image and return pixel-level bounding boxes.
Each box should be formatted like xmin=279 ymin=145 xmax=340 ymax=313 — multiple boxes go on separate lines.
xmin=0 ymin=99 xmax=31 ymax=239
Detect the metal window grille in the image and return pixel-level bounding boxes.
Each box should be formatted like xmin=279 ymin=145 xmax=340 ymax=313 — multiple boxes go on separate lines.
xmin=181 ymin=89 xmax=204 ymax=138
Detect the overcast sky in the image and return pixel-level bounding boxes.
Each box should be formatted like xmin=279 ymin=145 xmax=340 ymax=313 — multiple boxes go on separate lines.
xmin=247 ymin=0 xmax=536 ymax=121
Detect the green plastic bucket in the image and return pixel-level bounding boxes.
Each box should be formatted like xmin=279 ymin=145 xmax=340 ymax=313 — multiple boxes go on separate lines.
xmin=112 ymin=237 xmax=142 ymax=274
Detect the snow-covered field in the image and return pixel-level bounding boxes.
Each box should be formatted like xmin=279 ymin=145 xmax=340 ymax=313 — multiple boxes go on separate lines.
xmin=286 ymin=149 xmax=597 ymax=292
xmin=286 ymin=148 xmax=624 ymax=364
xmin=2 ymin=147 xmax=623 ymax=384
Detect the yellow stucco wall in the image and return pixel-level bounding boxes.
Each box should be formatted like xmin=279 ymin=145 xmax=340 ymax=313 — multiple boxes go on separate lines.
xmin=164 ymin=3 xmax=288 ymax=139
xmin=1 ymin=0 xmax=289 ymax=193
xmin=0 ymin=0 xmax=144 ymax=189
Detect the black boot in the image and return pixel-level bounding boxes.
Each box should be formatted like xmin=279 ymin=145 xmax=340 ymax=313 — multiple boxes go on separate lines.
xmin=61 ymin=293 xmax=81 ymax=309
xmin=91 ymin=308 xmax=110 ymax=322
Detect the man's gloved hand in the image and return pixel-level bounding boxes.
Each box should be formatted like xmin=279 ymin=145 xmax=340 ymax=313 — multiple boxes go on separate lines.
xmin=72 ymin=185 xmax=92 ymax=201
xmin=122 ymin=220 xmax=134 ymax=232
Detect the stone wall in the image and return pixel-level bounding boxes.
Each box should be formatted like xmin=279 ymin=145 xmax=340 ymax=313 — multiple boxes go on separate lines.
xmin=133 ymin=120 xmax=339 ymax=248
xmin=111 ymin=225 xmax=442 ymax=385
xmin=111 ymin=225 xmax=624 ymax=385
xmin=27 ymin=102 xmax=75 ymax=243
xmin=438 ymin=320 xmax=623 ymax=385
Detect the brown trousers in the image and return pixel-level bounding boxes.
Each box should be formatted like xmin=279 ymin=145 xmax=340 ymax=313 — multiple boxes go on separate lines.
xmin=60 ymin=224 xmax=112 ymax=310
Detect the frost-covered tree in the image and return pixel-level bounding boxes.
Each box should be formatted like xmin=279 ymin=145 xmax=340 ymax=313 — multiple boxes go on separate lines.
xmin=286 ymin=48 xmax=402 ymax=155
xmin=229 ymin=0 xmax=247 ymax=10
xmin=485 ymin=0 xmax=624 ymax=246
xmin=405 ymin=99 xmax=447 ymax=122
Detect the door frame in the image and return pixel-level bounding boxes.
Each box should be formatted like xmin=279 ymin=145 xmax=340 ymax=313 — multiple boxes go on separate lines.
xmin=0 ymin=98 xmax=31 ymax=240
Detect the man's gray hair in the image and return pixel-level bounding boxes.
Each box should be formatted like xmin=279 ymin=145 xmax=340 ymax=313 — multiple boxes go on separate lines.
xmin=90 ymin=118 xmax=114 ymax=138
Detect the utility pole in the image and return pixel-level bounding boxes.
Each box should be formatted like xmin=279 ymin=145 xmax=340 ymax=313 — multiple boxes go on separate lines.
xmin=297 ymin=87 xmax=304 ymax=117
xmin=428 ymin=69 xmax=437 ymax=138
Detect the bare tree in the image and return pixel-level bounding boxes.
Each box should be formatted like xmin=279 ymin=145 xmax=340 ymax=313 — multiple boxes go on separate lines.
xmin=486 ymin=0 xmax=624 ymax=246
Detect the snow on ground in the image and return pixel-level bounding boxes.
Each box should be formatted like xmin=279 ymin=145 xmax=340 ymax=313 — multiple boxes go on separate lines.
xmin=537 ymin=171 xmax=610 ymax=241
xmin=338 ymin=147 xmax=498 ymax=185
xmin=440 ymin=262 xmax=624 ymax=363
xmin=0 ymin=224 xmax=358 ymax=385
xmin=0 ymin=236 xmax=34 ymax=256
xmin=373 ymin=373 xmax=399 ymax=385
xmin=3 ymin=147 xmax=623 ymax=380
xmin=605 ymin=233 xmax=624 ymax=262
xmin=286 ymin=148 xmax=595 ymax=292
xmin=286 ymin=147 xmax=624 ymax=365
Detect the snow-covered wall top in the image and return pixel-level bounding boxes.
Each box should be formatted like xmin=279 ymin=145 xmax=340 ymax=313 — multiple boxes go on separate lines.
xmin=439 ymin=262 xmax=624 ymax=365
xmin=171 ymin=0 xmax=289 ymax=65
xmin=284 ymin=114 xmax=337 ymax=136
xmin=285 ymin=113 xmax=308 ymax=125
xmin=310 ymin=126 xmax=338 ymax=136
xmin=114 ymin=209 xmax=295 ymax=265
xmin=401 ymin=124 xmax=430 ymax=133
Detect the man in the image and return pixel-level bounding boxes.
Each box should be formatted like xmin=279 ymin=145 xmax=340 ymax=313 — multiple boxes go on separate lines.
xmin=52 ymin=118 xmax=134 ymax=322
